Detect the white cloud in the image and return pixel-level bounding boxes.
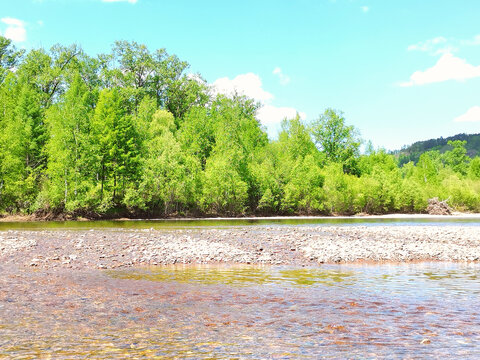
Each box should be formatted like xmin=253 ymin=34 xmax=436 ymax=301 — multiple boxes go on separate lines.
xmin=257 ymin=105 xmax=306 ymax=125
xmin=102 ymin=0 xmax=138 ymax=3
xmin=407 ymin=36 xmax=455 ymax=55
xmin=1 ymin=17 xmax=26 ymax=42
xmin=400 ymin=53 xmax=480 ymax=87
xmin=454 ymin=106 xmax=480 ymax=123
xmin=1 ymin=17 xmax=24 ymax=27
xmin=186 ymin=73 xmax=206 ymax=83
xmin=211 ymin=72 xmax=305 ymax=133
xmin=212 ymin=73 xmax=273 ymax=103
xmin=408 ymin=36 xmax=447 ymax=53
xmin=461 ymin=34 xmax=480 ymax=46
xmin=272 ymin=67 xmax=291 ymax=85
xmin=408 ymin=34 xmax=480 ymax=56
xmin=361 ymin=6 xmax=369 ymax=13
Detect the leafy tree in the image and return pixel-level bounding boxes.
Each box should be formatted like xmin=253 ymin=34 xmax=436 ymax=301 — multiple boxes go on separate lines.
xmin=468 ymin=157 xmax=480 ymax=179
xmin=43 ymin=74 xmax=94 ymax=211
xmin=129 ymin=109 xmax=201 ymax=214
xmin=311 ymin=108 xmax=361 ymax=173
xmin=201 ymin=154 xmax=248 ymax=215
xmin=0 ymin=36 xmax=25 ymax=83
xmin=17 ymin=45 xmax=82 ymax=107
xmin=90 ymin=88 xmax=140 ymax=208
xmin=415 ymin=151 xmax=442 ymax=185
xmin=252 ymin=143 xmax=285 ymax=214
xmin=283 ymin=155 xmax=325 ymax=214
xmin=443 ymin=140 xmax=469 ymax=175
xmin=0 ymin=73 xmax=21 ymax=209
xmin=178 ymin=106 xmax=216 ymax=169
xmin=278 ymin=115 xmax=317 ymax=160
xmin=0 ymin=82 xmax=44 ymax=210
xmin=321 ymin=163 xmax=357 ymax=214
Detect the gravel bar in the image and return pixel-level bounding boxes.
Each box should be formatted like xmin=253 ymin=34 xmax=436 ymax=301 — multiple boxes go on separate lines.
xmin=1 ymin=225 xmax=479 ymax=269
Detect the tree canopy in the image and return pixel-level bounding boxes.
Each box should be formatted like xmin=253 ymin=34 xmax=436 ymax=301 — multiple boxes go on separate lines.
xmin=0 ymin=36 xmax=479 ymax=217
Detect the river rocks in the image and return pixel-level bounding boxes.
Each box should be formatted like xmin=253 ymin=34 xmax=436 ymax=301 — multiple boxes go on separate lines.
xmin=298 ymin=226 xmax=480 ymax=263
xmin=0 ymin=231 xmax=37 ymax=255
xmin=1 ymin=223 xmax=480 ymax=269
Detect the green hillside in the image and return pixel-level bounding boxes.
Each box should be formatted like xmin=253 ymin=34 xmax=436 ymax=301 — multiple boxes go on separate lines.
xmin=394 ymin=133 xmax=480 ymax=166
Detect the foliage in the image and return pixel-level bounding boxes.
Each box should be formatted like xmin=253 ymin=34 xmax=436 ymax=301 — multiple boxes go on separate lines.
xmin=311 ymin=108 xmax=361 ymax=174
xmin=395 ymin=133 xmax=480 ymax=166
xmin=0 ymin=35 xmax=479 ymax=217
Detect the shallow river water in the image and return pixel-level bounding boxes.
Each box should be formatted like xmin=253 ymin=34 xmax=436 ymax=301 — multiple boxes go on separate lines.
xmin=1 ymin=215 xmax=480 ymax=230
xmin=1 ymin=261 xmax=480 ymax=359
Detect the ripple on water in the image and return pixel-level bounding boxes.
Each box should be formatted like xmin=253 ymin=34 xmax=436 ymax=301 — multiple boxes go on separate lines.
xmin=0 ymin=262 xmax=480 ymax=358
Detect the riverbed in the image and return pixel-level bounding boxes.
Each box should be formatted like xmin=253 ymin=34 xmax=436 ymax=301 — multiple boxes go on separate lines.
xmin=1 ymin=263 xmax=480 ymax=358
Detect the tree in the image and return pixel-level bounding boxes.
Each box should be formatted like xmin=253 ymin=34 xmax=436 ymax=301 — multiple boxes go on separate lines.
xmin=282 ymin=155 xmax=325 ymax=214
xmin=0 ymin=82 xmax=44 ymax=211
xmin=468 ymin=157 xmax=480 ymax=179
xmin=311 ymin=108 xmax=361 ymax=173
xmin=443 ymin=140 xmax=469 ymax=175
xmin=90 ymin=88 xmax=140 ymax=208
xmin=0 ymin=36 xmax=25 ymax=84
xmin=0 ymin=73 xmax=22 ymax=210
xmin=201 ymin=154 xmax=248 ymax=215
xmin=279 ymin=115 xmax=317 ymax=160
xmin=415 ymin=151 xmax=442 ymax=185
xmin=129 ymin=109 xmax=201 ymax=214
xmin=17 ymin=44 xmax=82 ymax=107
xmin=43 ymin=74 xmax=94 ymax=210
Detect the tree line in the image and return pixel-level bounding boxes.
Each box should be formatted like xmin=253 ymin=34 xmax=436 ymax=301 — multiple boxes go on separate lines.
xmin=394 ymin=133 xmax=480 ymax=166
xmin=1 ymin=37 xmax=479 ymax=218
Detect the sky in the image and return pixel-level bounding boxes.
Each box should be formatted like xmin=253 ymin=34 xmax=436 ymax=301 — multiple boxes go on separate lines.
xmin=1 ymin=0 xmax=480 ymax=150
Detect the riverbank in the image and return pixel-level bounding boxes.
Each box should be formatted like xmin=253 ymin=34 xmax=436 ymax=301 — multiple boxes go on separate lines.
xmin=1 ymin=212 xmax=480 ymax=223
xmin=1 ymin=223 xmax=480 ymax=269
xmin=2 ymin=212 xmax=480 ymax=223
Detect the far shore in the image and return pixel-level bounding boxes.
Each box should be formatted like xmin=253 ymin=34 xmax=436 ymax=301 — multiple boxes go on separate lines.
xmin=1 ymin=212 xmax=480 ymax=223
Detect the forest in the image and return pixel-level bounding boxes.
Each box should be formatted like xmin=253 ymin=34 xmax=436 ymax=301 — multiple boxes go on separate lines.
xmin=1 ymin=36 xmax=480 ymax=218
xmin=394 ymin=133 xmax=480 ymax=166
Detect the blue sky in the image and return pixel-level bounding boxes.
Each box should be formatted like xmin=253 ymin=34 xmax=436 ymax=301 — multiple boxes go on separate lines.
xmin=1 ymin=0 xmax=480 ymax=150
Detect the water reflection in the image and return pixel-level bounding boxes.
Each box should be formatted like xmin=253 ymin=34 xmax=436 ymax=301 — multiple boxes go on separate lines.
xmin=1 ymin=263 xmax=480 ymax=358
xmin=107 ymin=266 xmax=355 ymax=287
xmin=1 ymin=215 xmax=479 ymax=230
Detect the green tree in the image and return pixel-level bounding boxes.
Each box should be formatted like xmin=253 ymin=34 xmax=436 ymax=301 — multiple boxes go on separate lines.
xmin=283 ymin=155 xmax=325 ymax=214
xmin=129 ymin=110 xmax=201 ymax=214
xmin=90 ymin=88 xmax=140 ymax=209
xmin=311 ymin=108 xmax=361 ymax=173
xmin=279 ymin=115 xmax=317 ymax=160
xmin=0 ymin=36 xmax=25 ymax=84
xmin=17 ymin=44 xmax=82 ymax=107
xmin=0 ymin=82 xmax=44 ymax=210
xmin=43 ymin=75 xmax=94 ymax=211
xmin=443 ymin=140 xmax=469 ymax=175
xmin=0 ymin=73 xmax=21 ymax=209
xmin=468 ymin=157 xmax=480 ymax=179
xmin=178 ymin=106 xmax=216 ymax=169
xmin=415 ymin=151 xmax=442 ymax=185
xmin=201 ymin=154 xmax=248 ymax=215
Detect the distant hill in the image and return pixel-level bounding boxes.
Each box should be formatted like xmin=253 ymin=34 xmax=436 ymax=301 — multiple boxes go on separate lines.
xmin=392 ymin=133 xmax=480 ymax=166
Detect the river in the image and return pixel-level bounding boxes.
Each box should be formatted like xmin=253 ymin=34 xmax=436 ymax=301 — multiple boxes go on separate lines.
xmin=1 ymin=217 xmax=479 ymax=358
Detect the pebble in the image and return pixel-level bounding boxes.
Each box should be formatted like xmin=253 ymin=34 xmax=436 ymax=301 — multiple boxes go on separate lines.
xmin=1 ymin=225 xmax=480 ymax=270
